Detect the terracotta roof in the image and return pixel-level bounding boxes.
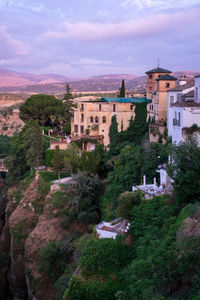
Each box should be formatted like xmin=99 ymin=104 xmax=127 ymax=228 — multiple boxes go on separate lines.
xmin=146 ymin=67 xmax=171 ymax=74
xmin=168 ymin=78 xmax=195 ymax=91
xmin=173 ymin=101 xmax=200 ymax=107
xmin=156 ymin=74 xmax=177 ymax=81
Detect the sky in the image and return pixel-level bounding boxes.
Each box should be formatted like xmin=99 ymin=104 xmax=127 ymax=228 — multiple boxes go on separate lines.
xmin=0 ymin=0 xmax=200 ymax=77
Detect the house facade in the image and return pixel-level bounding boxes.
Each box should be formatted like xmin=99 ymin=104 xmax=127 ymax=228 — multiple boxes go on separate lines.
xmin=167 ymin=76 xmax=200 ymax=145
xmin=146 ymin=67 xmax=177 ymax=122
xmin=71 ymin=97 xmax=151 ymax=146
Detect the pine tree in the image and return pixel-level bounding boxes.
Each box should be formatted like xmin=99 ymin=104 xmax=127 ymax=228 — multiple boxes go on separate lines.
xmin=119 ymin=79 xmax=125 ymax=98
xmin=53 ymin=146 xmax=64 ymax=182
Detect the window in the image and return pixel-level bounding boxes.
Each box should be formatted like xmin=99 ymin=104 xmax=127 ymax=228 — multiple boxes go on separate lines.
xmin=102 ymin=116 xmax=106 ymax=123
xmin=90 ymin=116 xmax=94 ymax=123
xmin=149 ymin=87 xmax=152 ymax=91
xmin=113 ymin=104 xmax=116 ymax=112
xmin=81 ymin=104 xmax=84 ymax=111
xmin=95 ymin=116 xmax=99 ymax=123
xmin=165 ymin=83 xmax=170 ymax=88
xmin=80 ymin=125 xmax=84 ymax=134
xmin=178 ymin=112 xmax=181 ymax=126
xmin=170 ymin=95 xmax=174 ymax=106
xmin=74 ymin=125 xmax=78 ymax=133
xmin=149 ymin=75 xmax=152 ymax=79
xmin=81 ymin=113 xmax=84 ymax=122
xmin=130 ymin=105 xmax=133 ymax=110
xmin=99 ymin=104 xmax=102 ymax=111
xmin=151 ymin=105 xmax=153 ymax=110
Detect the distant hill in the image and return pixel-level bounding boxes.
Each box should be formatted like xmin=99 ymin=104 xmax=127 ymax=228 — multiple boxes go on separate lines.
xmin=0 ymin=68 xmax=199 ymax=94
xmin=0 ymin=69 xmax=81 ymax=87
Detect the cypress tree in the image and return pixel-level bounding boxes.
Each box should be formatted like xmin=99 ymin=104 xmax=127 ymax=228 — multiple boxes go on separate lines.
xmin=119 ymin=79 xmax=125 ymax=97
xmin=109 ymin=115 xmax=120 ymax=155
xmin=53 ymin=145 xmax=64 ymax=182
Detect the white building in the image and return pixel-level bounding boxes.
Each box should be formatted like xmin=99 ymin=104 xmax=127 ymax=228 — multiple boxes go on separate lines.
xmin=167 ymin=77 xmax=200 ymax=145
xmin=96 ymin=218 xmax=130 ymax=239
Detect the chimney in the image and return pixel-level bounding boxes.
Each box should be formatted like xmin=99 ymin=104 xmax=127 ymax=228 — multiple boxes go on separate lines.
xmin=143 ymin=175 xmax=146 ymax=186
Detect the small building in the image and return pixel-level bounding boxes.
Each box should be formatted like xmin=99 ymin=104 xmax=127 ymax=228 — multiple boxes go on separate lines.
xmin=146 ymin=66 xmax=177 ymax=122
xmin=167 ymin=76 xmax=200 ymax=145
xmin=132 ymin=165 xmax=173 ymax=199
xmin=96 ymin=218 xmax=130 ymax=239
xmin=71 ymin=97 xmax=151 ymax=146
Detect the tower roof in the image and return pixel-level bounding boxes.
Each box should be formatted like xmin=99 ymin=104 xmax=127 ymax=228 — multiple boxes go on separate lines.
xmin=146 ymin=67 xmax=172 ymax=74
xmin=156 ymin=74 xmax=177 ymax=81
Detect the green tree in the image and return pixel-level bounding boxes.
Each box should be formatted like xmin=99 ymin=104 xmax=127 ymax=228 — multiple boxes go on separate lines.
xmin=79 ymin=151 xmax=100 ymax=175
xmin=117 ymin=190 xmax=143 ymax=220
xmin=24 ymin=122 xmax=44 ymax=168
xmin=109 ymin=115 xmax=120 ymax=155
xmin=0 ymin=135 xmax=11 ymax=158
xmin=19 ymin=94 xmax=66 ymax=127
xmin=64 ymin=143 xmax=80 ymax=174
xmin=119 ymin=79 xmax=125 ymax=97
xmin=63 ymin=84 xmax=76 ymax=135
xmin=167 ymin=137 xmax=200 ymax=208
xmin=125 ymin=103 xmax=148 ymax=144
xmin=53 ymin=146 xmax=65 ymax=182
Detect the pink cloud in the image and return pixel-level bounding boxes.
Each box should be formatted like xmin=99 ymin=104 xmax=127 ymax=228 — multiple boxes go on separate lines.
xmin=42 ymin=8 xmax=200 ymax=42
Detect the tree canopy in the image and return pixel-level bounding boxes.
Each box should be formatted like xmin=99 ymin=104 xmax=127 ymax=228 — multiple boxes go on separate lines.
xmin=19 ymin=94 xmax=66 ymax=127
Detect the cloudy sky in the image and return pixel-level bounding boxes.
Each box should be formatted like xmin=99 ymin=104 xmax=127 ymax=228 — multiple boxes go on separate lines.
xmin=1 ymin=0 xmax=200 ymax=77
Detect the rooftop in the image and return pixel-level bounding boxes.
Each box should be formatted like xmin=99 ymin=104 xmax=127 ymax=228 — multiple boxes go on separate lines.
xmin=100 ymin=97 xmax=152 ymax=103
xmin=168 ymin=78 xmax=195 ymax=92
xmin=182 ymin=90 xmax=194 ymax=99
xmin=146 ymin=67 xmax=172 ymax=74
xmin=156 ymin=74 xmax=177 ymax=81
xmin=173 ymin=101 xmax=200 ymax=107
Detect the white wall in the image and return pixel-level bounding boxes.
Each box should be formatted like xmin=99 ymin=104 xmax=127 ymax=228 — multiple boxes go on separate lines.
xmin=171 ymin=107 xmax=183 ymax=144
xmin=167 ymin=91 xmax=178 ymax=137
xmin=195 ymin=77 xmax=200 ymax=103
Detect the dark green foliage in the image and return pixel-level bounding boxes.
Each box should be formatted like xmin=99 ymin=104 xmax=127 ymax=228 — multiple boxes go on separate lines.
xmin=53 ymin=146 xmax=65 ymax=181
xmin=39 ymin=239 xmax=72 ymax=282
xmin=79 ymin=150 xmax=100 ymax=175
xmin=117 ymin=190 xmax=143 ymax=220
xmin=55 ymin=274 xmax=70 ymax=300
xmin=62 ymin=84 xmax=76 ymax=135
xmin=0 ymin=253 xmax=8 ymax=269
xmin=124 ymin=103 xmax=148 ymax=145
xmin=119 ymin=79 xmax=125 ymax=97
xmin=0 ymin=135 xmax=11 ymax=158
xmin=19 ymin=94 xmax=66 ymax=127
xmin=45 ymin=149 xmax=55 ymax=167
xmin=109 ymin=115 xmax=120 ymax=155
xmin=24 ymin=122 xmax=44 ymax=168
xmin=80 ymin=238 xmax=130 ymax=275
xmin=167 ymin=137 xmax=200 ymax=208
xmin=68 ymin=276 xmax=125 ymax=300
xmin=39 ymin=171 xmax=70 ymax=182
xmin=102 ymin=145 xmax=144 ymax=218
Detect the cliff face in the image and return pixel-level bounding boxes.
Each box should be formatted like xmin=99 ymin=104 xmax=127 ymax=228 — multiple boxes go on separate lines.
xmin=0 ymin=174 xmax=68 ymax=300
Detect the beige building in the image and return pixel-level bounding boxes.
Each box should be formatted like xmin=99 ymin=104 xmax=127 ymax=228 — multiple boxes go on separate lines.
xmin=71 ymin=97 xmax=151 ymax=146
xmin=146 ymin=67 xmax=177 ymax=122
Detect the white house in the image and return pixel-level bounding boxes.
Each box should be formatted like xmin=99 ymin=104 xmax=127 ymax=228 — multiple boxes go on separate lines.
xmin=96 ymin=218 xmax=130 ymax=239
xmin=167 ymin=77 xmax=200 ymax=145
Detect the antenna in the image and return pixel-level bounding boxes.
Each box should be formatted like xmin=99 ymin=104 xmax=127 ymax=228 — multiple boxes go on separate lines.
xmin=157 ymin=58 xmax=160 ymax=68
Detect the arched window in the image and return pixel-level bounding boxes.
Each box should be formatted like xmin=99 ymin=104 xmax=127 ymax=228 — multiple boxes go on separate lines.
xmin=95 ymin=116 xmax=99 ymax=123
xmin=90 ymin=116 xmax=94 ymax=123
xmin=102 ymin=116 xmax=106 ymax=123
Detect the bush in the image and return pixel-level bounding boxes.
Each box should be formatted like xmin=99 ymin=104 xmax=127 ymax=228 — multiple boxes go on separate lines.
xmin=39 ymin=171 xmax=70 ymax=182
xmin=117 ymin=190 xmax=143 ymax=220
xmin=80 ymin=238 xmax=130 ymax=276
xmin=45 ymin=149 xmax=55 ymax=167
xmin=39 ymin=239 xmax=72 ymax=282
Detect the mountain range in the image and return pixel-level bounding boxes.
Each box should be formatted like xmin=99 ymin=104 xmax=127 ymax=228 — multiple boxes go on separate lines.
xmin=0 ymin=68 xmax=199 ymax=94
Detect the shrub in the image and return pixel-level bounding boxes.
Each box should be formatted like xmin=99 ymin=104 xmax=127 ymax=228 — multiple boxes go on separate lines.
xmin=80 ymin=238 xmax=130 ymax=276
xmin=45 ymin=149 xmax=55 ymax=167
xmin=117 ymin=190 xmax=143 ymax=220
